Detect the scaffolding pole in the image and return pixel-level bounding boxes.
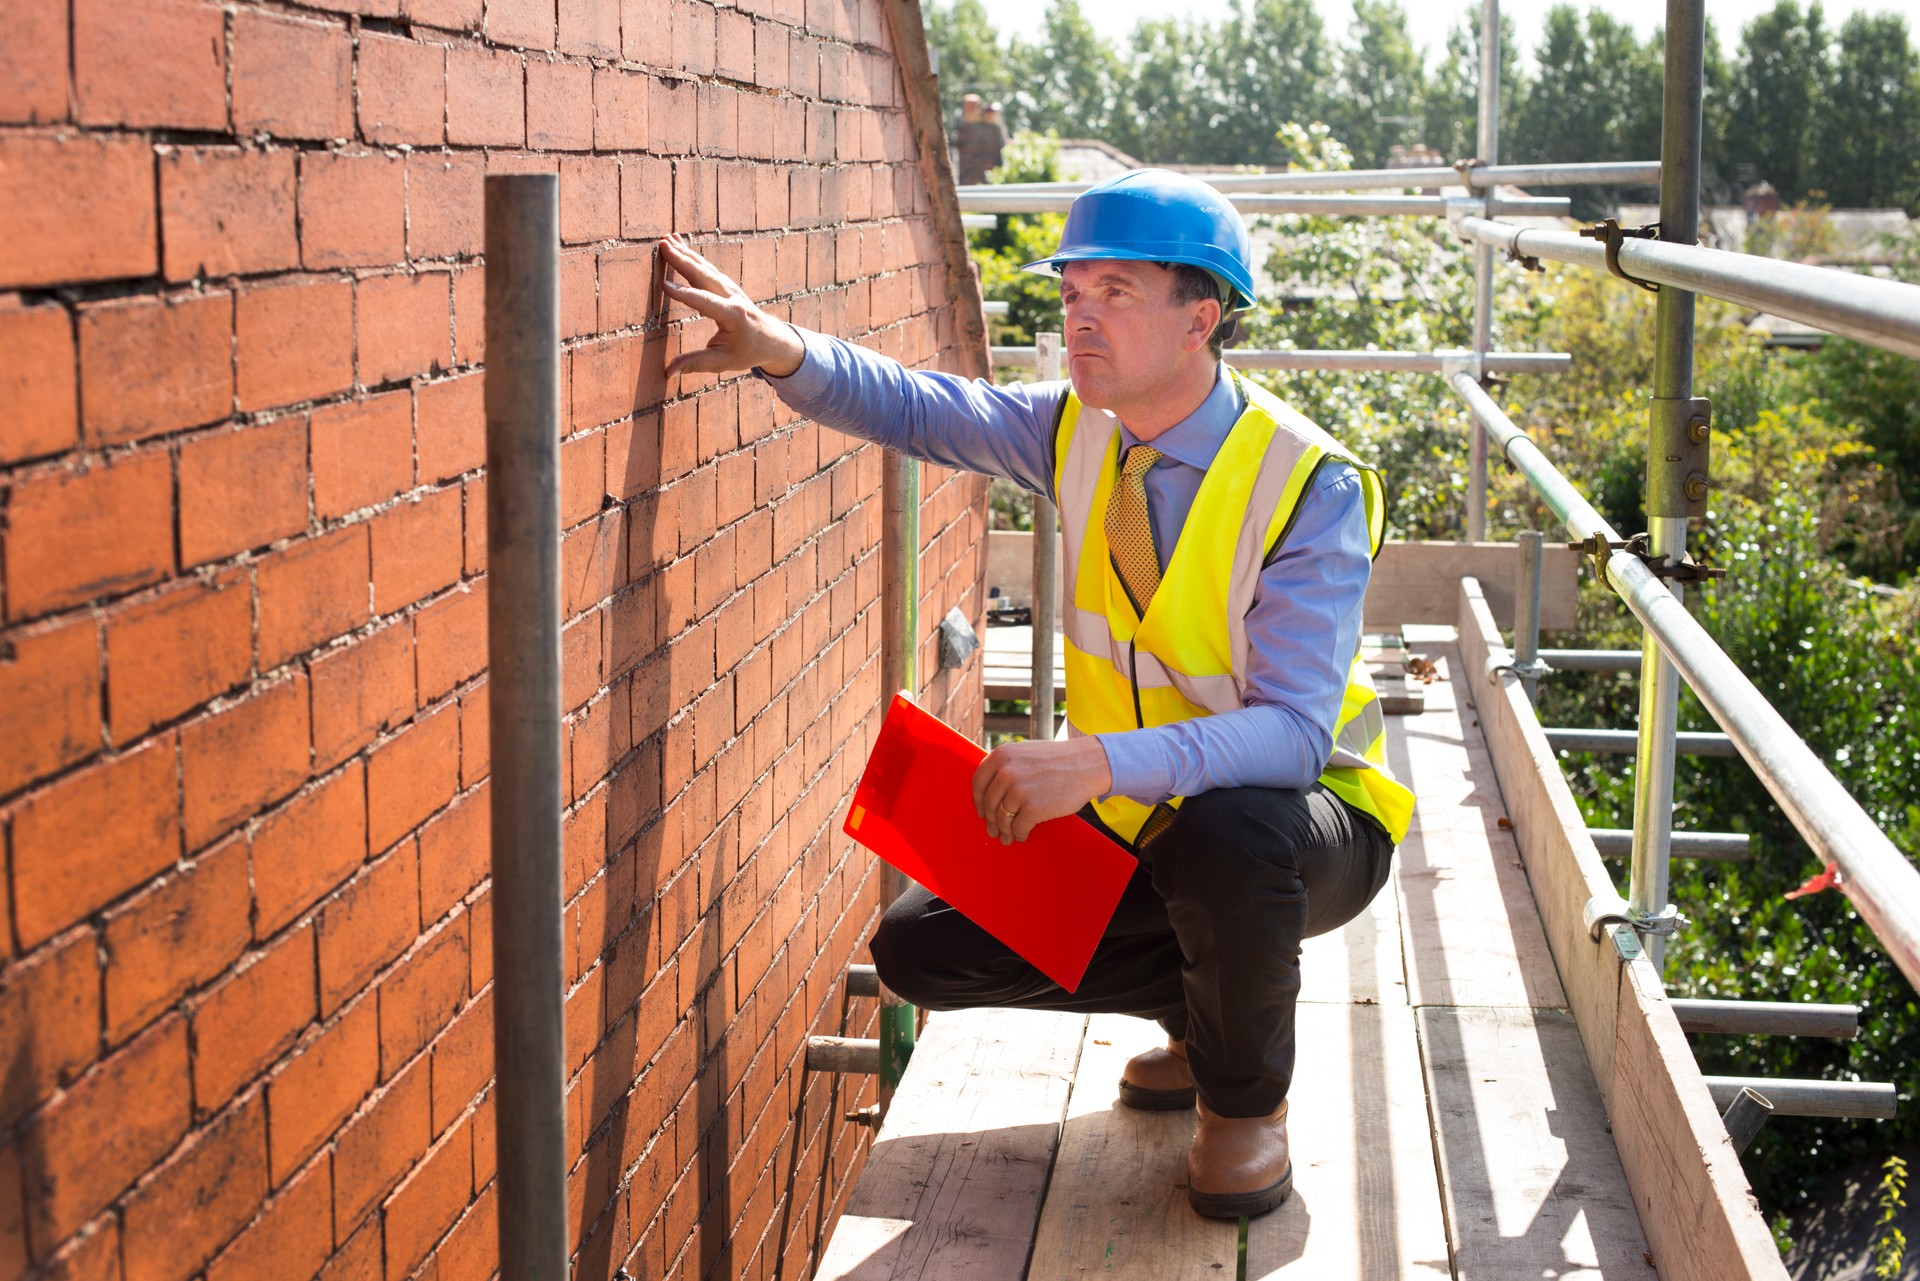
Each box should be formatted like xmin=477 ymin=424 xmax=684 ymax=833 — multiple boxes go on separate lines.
xmin=1467 ymin=0 xmax=1501 ymax=542
xmin=1030 ymin=334 xmax=1061 ymax=744
xmin=960 ymin=159 xmax=1660 ymax=197
xmin=878 ymin=446 xmax=920 ymax=1102
xmin=989 ymin=347 xmax=1571 ymax=374
xmin=482 ymin=173 xmax=570 ymax=1281
xmin=1628 ymin=0 xmax=1710 ymax=972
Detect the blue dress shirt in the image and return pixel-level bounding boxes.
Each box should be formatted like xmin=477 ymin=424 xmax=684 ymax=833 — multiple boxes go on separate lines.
xmin=762 ymin=330 xmax=1374 ymax=807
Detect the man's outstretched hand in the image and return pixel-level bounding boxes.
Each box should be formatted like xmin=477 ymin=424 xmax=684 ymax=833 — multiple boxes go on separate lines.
xmin=660 ymin=233 xmax=806 ymax=380
xmin=973 ymin=736 xmax=1114 ymax=846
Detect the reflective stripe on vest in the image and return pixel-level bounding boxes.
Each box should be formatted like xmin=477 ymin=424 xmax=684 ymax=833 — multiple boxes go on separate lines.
xmin=1052 ymin=372 xmax=1415 ymax=847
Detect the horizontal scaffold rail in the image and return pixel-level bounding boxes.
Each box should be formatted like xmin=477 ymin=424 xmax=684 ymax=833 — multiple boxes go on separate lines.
xmin=990 ymin=347 xmax=1572 ymax=374
xmin=962 ymin=159 xmax=1661 ymax=196
xmin=1457 ymin=214 xmax=1920 ymax=362
xmin=961 ymin=191 xmax=1571 ymax=217
xmin=1449 ymin=372 xmax=1920 ymax=996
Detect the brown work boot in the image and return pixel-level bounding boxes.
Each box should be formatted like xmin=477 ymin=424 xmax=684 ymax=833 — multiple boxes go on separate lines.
xmin=1187 ymin=1098 xmax=1293 ymax=1219
xmin=1117 ymin=1038 xmax=1196 ymax=1110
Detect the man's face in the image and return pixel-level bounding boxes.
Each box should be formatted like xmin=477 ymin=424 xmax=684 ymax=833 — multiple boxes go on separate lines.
xmin=1058 ymin=260 xmax=1213 ymax=413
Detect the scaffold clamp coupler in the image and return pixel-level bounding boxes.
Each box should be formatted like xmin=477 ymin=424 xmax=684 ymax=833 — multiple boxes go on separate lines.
xmin=1578 ymin=218 xmax=1661 ymax=292
xmin=1584 ymin=894 xmax=1686 ymax=943
xmin=1485 ymin=653 xmax=1554 ymax=684
xmin=1621 ymin=531 xmax=1727 ymax=584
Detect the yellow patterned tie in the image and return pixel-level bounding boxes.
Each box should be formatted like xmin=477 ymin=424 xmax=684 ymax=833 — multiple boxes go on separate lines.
xmin=1104 ymin=444 xmax=1164 ymax=616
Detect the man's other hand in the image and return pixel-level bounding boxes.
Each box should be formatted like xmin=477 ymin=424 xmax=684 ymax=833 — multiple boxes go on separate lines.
xmin=660 ymin=233 xmax=806 ymax=380
xmin=973 ymin=736 xmax=1114 ymax=845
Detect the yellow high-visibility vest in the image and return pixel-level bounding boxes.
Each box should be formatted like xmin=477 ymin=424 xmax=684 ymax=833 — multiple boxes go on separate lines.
xmin=1052 ymin=372 xmax=1415 ymax=848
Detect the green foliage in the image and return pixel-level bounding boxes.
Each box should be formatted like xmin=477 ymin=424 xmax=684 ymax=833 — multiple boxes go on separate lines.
xmin=1874 ymin=1155 xmax=1909 ymax=1279
xmin=966 ymin=133 xmax=1067 ymax=351
xmin=925 ymin=0 xmax=1920 ymax=210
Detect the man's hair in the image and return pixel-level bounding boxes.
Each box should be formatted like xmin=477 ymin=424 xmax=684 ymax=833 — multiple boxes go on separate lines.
xmin=1164 ymin=263 xmax=1242 ymax=358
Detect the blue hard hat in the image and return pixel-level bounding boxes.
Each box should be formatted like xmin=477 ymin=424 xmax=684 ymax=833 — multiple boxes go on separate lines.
xmin=1022 ymin=169 xmax=1256 ymax=311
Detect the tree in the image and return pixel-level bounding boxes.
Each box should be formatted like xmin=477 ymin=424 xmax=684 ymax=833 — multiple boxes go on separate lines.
xmin=1808 ymin=12 xmax=1920 ymax=208
xmin=1006 ymin=0 xmax=1126 ymax=140
xmin=924 ymin=0 xmax=1014 ymax=126
xmin=1727 ymin=1 xmax=1828 ymax=200
xmin=1421 ymin=7 xmax=1524 ymax=164
xmin=1112 ymin=16 xmax=1227 ymax=164
xmin=1326 ymin=0 xmax=1427 ymax=169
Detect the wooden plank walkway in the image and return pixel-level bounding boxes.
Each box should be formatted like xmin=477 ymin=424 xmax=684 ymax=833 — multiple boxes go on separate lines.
xmin=819 ymin=627 xmax=1653 ymax=1280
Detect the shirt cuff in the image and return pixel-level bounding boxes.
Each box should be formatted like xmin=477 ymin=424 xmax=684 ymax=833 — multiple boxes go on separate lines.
xmin=755 ymin=326 xmax=833 ymax=401
xmin=1093 ymin=729 xmax=1174 ymax=806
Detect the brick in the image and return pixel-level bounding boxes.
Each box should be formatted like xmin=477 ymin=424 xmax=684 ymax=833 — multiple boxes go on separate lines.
xmin=0 ymin=930 xmax=100 ymax=1128
xmin=0 ymin=300 xmax=77 ymax=463
xmin=486 ymin=0 xmax=553 ymax=48
xmin=433 ymin=1182 xmax=496 ymax=1281
xmin=257 ymin=526 xmax=370 ymax=669
xmin=158 ymin=147 xmax=298 ymax=282
xmin=318 ymin=842 xmax=420 ymax=1014
xmin=414 ymin=373 xmax=483 ymax=483
xmin=429 ymin=989 xmax=490 ymax=1133
xmin=0 ymin=0 xmax=68 ymax=123
xmin=309 ymin=623 xmax=415 ymax=769
xmin=593 ymin=66 xmax=649 ymax=151
xmin=266 ymin=996 xmax=377 ymax=1184
xmin=415 ymin=581 xmax=488 ymax=703
xmin=0 ymin=133 xmax=155 ymax=289
xmin=596 ymin=245 xmax=655 ymax=334
xmin=715 ymin=7 xmax=752 ymax=80
xmin=22 ymin=1017 xmax=190 ymax=1254
xmin=232 ymin=9 xmax=352 ymax=140
xmin=102 ymin=835 xmax=250 ymax=1045
xmin=301 ymin=151 xmax=406 ymax=269
xmin=0 ymin=617 xmax=101 ymax=795
xmin=561 ymin=245 xmax=597 ymax=340
xmin=74 ymin=0 xmax=225 ymax=129
xmin=453 ymin=265 xmax=485 ymax=365
xmin=619 ymin=156 xmax=672 ymax=240
xmin=673 ymin=0 xmax=715 ymax=75
xmin=251 ymin=765 xmax=367 ymax=946
xmin=648 ymin=75 xmax=696 ymax=155
xmin=188 ymin=924 xmax=317 ymax=1112
xmin=460 ymin=680 xmax=489 ymax=787
xmin=236 ymin=276 xmax=354 ymax=410
xmin=447 ymin=44 xmax=524 ymax=147
xmin=120 ymin=1089 xmax=268 ymax=1281
xmin=559 ymin=0 xmax=619 ymax=55
xmin=180 ymin=674 xmax=312 ymax=851
xmin=105 ymin=570 xmax=252 ymax=741
xmin=560 ymin=156 xmax=619 ymax=246
xmin=377 ymin=919 xmax=468 ymax=1077
xmin=331 ymin=1054 xmax=430 ymax=1231
xmin=77 ymin=290 xmax=233 ymax=446
xmin=4 ymin=450 xmax=172 ymax=620
xmin=417 ymin=779 xmax=487 ymax=925
xmin=204 ymin=1152 xmax=331 ymax=1281
xmin=358 ymin=32 xmax=446 ymax=145
xmin=179 ymin=418 xmax=310 ymax=566
xmin=384 ymin=1118 xmax=470 ymax=1278
xmin=406 ymin=151 xmax=484 ymax=261
xmin=311 ymin=391 xmax=414 ymax=518
xmin=358 ymin=271 xmax=452 ymax=386
xmin=366 ymin=704 xmax=461 ymax=852
xmin=12 ymin=737 xmax=179 ymax=949
xmin=318 ymin=1216 xmax=382 ymax=1281
xmin=370 ymin=487 xmax=464 ymax=613
xmin=527 ymin=58 xmax=594 ymax=151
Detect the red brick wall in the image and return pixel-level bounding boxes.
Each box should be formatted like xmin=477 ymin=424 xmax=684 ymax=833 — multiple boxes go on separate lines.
xmin=0 ymin=0 xmax=989 ymax=1275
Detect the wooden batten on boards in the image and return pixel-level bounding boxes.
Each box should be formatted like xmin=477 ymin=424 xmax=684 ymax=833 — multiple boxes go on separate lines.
xmin=1368 ymin=541 xmax=1579 ymax=629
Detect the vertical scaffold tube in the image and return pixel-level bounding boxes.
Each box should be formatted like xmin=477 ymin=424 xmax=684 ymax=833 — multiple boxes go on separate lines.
xmin=1515 ymin=529 xmax=1545 ymax=702
xmin=878 ymin=449 xmax=920 ymax=1101
xmin=1030 ymin=333 xmax=1062 ymax=743
xmin=1467 ymin=0 xmax=1501 ymax=543
xmin=482 ymin=174 xmax=570 ymax=1281
xmin=1629 ymin=0 xmax=1709 ymax=972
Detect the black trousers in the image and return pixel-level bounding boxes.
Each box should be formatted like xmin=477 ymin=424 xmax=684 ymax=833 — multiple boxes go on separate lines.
xmin=869 ymin=784 xmax=1396 ymax=1117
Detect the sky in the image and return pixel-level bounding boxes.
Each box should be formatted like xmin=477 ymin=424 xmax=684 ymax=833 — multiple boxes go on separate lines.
xmin=973 ymin=0 xmax=1920 ymax=70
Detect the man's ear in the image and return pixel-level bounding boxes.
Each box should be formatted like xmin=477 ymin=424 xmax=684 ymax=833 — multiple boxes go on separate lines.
xmin=1183 ymin=296 xmax=1222 ymax=354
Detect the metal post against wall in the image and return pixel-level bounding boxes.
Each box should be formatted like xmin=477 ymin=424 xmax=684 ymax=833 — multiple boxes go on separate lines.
xmin=1030 ymin=333 xmax=1062 ymax=743
xmin=1466 ymin=0 xmax=1500 ymax=543
xmin=877 ymin=448 xmax=921 ymax=1100
xmin=1513 ymin=529 xmax=1546 ymax=701
xmin=1628 ymin=0 xmax=1709 ymax=971
xmin=482 ymin=174 xmax=570 ymax=1281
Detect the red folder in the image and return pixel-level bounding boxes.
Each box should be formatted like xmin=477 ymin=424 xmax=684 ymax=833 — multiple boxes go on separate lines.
xmin=843 ymin=693 xmax=1137 ymax=992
